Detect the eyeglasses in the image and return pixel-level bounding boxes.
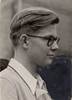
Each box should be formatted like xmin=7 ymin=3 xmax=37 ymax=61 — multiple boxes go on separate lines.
xmin=26 ymin=34 xmax=60 ymax=47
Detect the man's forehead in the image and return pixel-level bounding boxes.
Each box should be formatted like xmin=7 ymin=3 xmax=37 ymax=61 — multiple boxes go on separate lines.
xmin=36 ymin=26 xmax=57 ymax=38
xmin=38 ymin=25 xmax=57 ymax=34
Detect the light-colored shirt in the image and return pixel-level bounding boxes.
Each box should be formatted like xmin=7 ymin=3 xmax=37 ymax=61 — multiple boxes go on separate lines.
xmin=0 ymin=58 xmax=52 ymax=100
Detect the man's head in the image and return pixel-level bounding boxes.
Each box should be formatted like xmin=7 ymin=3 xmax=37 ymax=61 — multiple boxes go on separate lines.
xmin=10 ymin=7 xmax=60 ymax=67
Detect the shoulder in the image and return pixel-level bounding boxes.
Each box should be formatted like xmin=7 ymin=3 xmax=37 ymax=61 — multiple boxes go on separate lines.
xmin=0 ymin=66 xmax=19 ymax=86
xmin=0 ymin=66 xmax=28 ymax=89
xmin=0 ymin=74 xmax=18 ymax=100
xmin=0 ymin=67 xmax=21 ymax=100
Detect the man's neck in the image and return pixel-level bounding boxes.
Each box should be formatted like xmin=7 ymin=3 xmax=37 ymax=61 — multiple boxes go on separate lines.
xmin=14 ymin=50 xmax=37 ymax=77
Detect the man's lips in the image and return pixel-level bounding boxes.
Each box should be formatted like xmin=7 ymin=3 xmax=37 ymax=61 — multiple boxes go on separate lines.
xmin=47 ymin=54 xmax=55 ymax=57
xmin=47 ymin=53 xmax=55 ymax=56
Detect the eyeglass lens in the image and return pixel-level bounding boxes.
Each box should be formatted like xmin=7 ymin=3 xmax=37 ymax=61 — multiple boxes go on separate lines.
xmin=47 ymin=36 xmax=60 ymax=46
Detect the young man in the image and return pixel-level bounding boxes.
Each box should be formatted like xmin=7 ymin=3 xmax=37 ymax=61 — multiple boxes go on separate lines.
xmin=0 ymin=7 xmax=60 ymax=100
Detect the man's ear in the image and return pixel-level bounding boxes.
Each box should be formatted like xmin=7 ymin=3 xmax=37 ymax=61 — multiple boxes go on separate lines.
xmin=19 ymin=34 xmax=29 ymax=49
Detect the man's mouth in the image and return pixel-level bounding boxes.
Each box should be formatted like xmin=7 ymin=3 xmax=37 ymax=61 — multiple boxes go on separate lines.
xmin=47 ymin=54 xmax=55 ymax=58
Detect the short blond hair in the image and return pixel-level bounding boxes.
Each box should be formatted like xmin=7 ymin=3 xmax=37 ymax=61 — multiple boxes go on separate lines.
xmin=10 ymin=7 xmax=59 ymax=46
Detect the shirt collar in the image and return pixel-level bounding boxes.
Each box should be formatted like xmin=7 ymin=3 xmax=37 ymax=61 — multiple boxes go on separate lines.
xmin=8 ymin=58 xmax=37 ymax=94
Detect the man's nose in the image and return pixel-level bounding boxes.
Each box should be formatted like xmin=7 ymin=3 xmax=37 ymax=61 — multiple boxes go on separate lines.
xmin=51 ymin=41 xmax=59 ymax=51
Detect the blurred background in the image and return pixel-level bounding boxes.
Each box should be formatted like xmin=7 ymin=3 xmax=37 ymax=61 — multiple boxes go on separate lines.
xmin=0 ymin=0 xmax=72 ymax=100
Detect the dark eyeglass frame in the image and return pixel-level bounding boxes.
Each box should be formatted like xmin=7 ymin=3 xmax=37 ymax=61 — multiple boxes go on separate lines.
xmin=26 ymin=34 xmax=60 ymax=47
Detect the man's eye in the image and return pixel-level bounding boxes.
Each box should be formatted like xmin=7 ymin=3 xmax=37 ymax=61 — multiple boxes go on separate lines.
xmin=47 ymin=40 xmax=53 ymax=46
xmin=48 ymin=37 xmax=54 ymax=41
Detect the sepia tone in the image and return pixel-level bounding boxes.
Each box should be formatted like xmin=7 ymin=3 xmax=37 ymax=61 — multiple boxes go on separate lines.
xmin=0 ymin=0 xmax=72 ymax=100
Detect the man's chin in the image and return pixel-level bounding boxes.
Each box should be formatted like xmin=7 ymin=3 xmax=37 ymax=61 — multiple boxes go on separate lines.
xmin=38 ymin=59 xmax=53 ymax=68
xmin=41 ymin=60 xmax=52 ymax=69
xmin=46 ymin=59 xmax=53 ymax=65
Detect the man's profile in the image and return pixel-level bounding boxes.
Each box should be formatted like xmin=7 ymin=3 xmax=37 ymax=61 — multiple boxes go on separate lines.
xmin=0 ymin=7 xmax=60 ymax=100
